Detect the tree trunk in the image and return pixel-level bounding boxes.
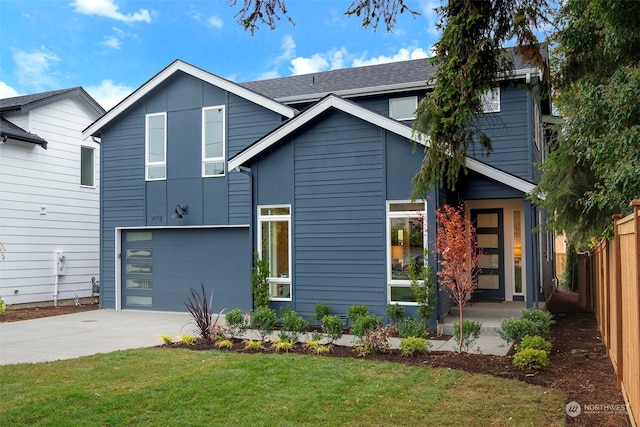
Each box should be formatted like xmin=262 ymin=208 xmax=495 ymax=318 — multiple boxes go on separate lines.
xmin=458 ymin=304 xmax=464 ymax=353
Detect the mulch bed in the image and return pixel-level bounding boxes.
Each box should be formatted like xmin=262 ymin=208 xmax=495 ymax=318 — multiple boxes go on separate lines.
xmin=1 ymin=288 xmax=631 ymax=426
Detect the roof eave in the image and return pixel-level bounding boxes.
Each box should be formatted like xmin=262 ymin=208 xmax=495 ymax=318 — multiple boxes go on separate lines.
xmin=83 ymin=60 xmax=298 ymax=138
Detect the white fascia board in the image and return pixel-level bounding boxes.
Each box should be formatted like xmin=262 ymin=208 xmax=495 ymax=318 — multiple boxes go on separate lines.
xmin=83 ymin=60 xmax=297 ymax=138
xmin=465 ymin=157 xmax=537 ymax=194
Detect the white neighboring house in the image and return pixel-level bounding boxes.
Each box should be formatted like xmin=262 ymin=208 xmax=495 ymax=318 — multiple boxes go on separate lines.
xmin=0 ymin=88 xmax=105 ymax=306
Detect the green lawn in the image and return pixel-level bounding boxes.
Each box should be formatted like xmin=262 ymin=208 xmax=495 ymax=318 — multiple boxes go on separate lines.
xmin=0 ymin=348 xmax=565 ymax=426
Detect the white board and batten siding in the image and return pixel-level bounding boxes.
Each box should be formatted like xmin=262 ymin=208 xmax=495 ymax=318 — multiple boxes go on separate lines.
xmin=0 ymin=96 xmax=102 ymax=306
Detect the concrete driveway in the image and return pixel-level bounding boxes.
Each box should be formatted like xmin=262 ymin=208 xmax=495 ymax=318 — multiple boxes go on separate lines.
xmin=0 ymin=309 xmax=193 ymax=365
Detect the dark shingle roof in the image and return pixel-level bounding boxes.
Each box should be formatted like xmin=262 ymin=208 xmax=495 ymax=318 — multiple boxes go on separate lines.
xmin=0 ymin=117 xmax=48 ymax=148
xmin=0 ymin=87 xmax=105 ymax=115
xmin=241 ymin=47 xmax=544 ymax=103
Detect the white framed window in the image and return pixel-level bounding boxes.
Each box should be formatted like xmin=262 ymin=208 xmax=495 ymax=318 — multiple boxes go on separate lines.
xmin=387 ymin=200 xmax=427 ymax=305
xmin=145 ymin=113 xmax=166 ymax=180
xmin=481 ymin=88 xmax=501 ymax=113
xmin=389 ymin=96 xmax=417 ymax=120
xmin=258 ymin=205 xmax=291 ymax=301
xmin=202 ymin=106 xmax=225 ymax=177
xmin=80 ymin=146 xmax=95 ymax=187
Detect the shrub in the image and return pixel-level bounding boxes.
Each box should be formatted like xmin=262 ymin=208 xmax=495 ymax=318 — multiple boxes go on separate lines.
xmin=399 ymin=336 xmax=431 ymax=357
xmin=358 ymin=324 xmax=398 ymax=355
xmin=270 ymin=339 xmax=294 ymax=353
xmin=397 ymin=317 xmax=428 ymax=339
xmin=225 ymin=308 xmax=248 ymax=338
xmin=518 ymin=335 xmax=552 ymax=355
xmin=159 ymin=334 xmax=174 ymax=345
xmin=311 ymin=302 xmax=330 ymax=323
xmin=184 ymin=283 xmax=223 ymax=340
xmin=513 ymin=348 xmax=549 ymax=369
xmin=385 ymin=303 xmax=405 ymax=324
xmin=243 ymin=339 xmax=263 ymax=351
xmin=179 ymin=335 xmax=197 ymax=345
xmin=215 ymin=339 xmax=233 ymax=349
xmin=251 ymin=306 xmax=277 ymax=341
xmin=0 ymin=295 xmax=8 ymax=314
xmin=280 ymin=309 xmax=309 ymax=343
xmin=409 ymin=250 xmax=437 ymax=327
xmin=350 ymin=313 xmax=382 ymax=339
xmin=520 ymin=309 xmax=554 ymax=339
xmin=500 ymin=309 xmax=554 ymax=343
xmin=453 ymin=320 xmax=482 ymax=353
xmin=251 ymin=254 xmax=270 ymax=309
xmin=347 ymin=305 xmax=369 ymax=323
xmin=322 ymin=315 xmax=344 ymax=343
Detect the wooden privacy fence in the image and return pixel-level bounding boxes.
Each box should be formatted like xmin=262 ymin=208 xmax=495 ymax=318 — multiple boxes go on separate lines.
xmin=579 ymin=200 xmax=640 ymax=427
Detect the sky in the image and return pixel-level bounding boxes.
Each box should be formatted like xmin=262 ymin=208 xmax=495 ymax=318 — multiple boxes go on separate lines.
xmin=0 ymin=0 xmax=442 ymax=110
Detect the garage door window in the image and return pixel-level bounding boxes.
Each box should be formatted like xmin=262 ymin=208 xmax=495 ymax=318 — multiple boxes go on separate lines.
xmin=125 ymin=231 xmax=153 ymax=307
xmin=258 ymin=206 xmax=291 ymax=301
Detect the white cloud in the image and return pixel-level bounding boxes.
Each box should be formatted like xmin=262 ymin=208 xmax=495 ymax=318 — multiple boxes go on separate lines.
xmin=70 ymin=0 xmax=151 ymax=23
xmin=86 ymin=79 xmax=133 ymax=110
xmin=0 ymin=82 xmax=21 ymax=98
xmin=277 ymin=35 xmax=296 ymax=62
xmin=290 ymin=54 xmax=329 ymax=75
xmin=419 ymin=0 xmax=441 ymax=36
xmin=13 ymin=48 xmax=60 ymax=89
xmin=103 ymin=36 xmax=121 ymax=49
xmin=207 ymin=15 xmax=223 ymax=29
xmin=352 ymin=46 xmax=430 ymax=67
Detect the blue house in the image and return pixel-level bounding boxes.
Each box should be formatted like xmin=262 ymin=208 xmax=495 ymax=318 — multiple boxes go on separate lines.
xmin=83 ymin=53 xmax=555 ymax=322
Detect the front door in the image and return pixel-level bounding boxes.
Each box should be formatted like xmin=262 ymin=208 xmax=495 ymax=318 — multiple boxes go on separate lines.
xmin=472 ymin=209 xmax=505 ymax=300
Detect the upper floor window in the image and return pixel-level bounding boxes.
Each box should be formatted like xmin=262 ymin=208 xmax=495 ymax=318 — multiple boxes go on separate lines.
xmin=202 ymin=106 xmax=225 ymax=177
xmin=389 ymin=96 xmax=417 ymax=121
xmin=258 ymin=206 xmax=291 ymax=301
xmin=80 ymin=146 xmax=94 ymax=187
xmin=481 ymin=88 xmax=501 ymax=113
xmin=387 ymin=200 xmax=427 ymax=305
xmin=145 ymin=113 xmax=166 ymax=180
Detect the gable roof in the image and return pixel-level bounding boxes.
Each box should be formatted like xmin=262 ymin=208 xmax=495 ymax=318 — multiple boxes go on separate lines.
xmin=83 ymin=59 xmax=298 ymax=139
xmin=0 ymin=87 xmax=105 ymax=116
xmin=241 ymin=47 xmax=545 ymax=104
xmin=0 ymin=117 xmax=48 ymax=148
xmin=228 ymin=94 xmax=537 ymax=195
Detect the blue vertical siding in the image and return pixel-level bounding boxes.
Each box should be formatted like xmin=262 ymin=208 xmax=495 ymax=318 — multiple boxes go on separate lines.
xmin=99 ymin=72 xmax=284 ymax=307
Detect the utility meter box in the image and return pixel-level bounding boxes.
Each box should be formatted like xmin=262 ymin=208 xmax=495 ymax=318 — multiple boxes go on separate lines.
xmin=56 ymin=252 xmax=66 ymax=275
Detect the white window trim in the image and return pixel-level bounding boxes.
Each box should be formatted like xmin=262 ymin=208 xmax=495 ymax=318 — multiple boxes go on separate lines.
xmin=145 ymin=112 xmax=167 ymax=181
xmin=257 ymin=205 xmax=292 ymax=302
xmin=386 ymin=200 xmax=427 ymax=306
xmin=389 ymin=96 xmax=418 ymax=121
xmin=80 ymin=145 xmax=96 ymax=188
xmin=202 ymin=105 xmax=226 ymax=178
xmin=481 ymin=88 xmax=501 ymax=113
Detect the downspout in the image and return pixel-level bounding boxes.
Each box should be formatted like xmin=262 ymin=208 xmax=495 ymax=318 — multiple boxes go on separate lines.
xmin=53 ymin=252 xmax=58 ymax=307
xmin=235 ymin=165 xmax=254 ymax=277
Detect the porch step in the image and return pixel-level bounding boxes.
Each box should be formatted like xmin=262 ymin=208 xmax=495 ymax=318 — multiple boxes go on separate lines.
xmin=442 ymin=301 xmax=527 ymax=337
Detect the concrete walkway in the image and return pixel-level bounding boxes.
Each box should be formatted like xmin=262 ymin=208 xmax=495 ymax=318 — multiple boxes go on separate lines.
xmin=0 ymin=309 xmax=512 ymax=366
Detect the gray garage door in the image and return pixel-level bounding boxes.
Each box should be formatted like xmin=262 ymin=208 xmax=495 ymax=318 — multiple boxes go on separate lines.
xmin=122 ymin=228 xmax=252 ymax=312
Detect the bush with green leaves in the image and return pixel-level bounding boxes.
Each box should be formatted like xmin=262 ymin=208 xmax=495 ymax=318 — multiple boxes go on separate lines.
xmin=385 ymin=303 xmax=405 ymax=324
xmin=321 ymin=315 xmax=344 ymax=343
xmin=311 ymin=302 xmax=330 ymax=323
xmin=0 ymin=295 xmax=8 ymax=314
xmin=397 ymin=317 xmax=427 ymax=339
xmin=346 ymin=305 xmax=369 ymax=323
xmin=500 ymin=309 xmax=554 ymax=344
xmin=251 ymin=254 xmax=270 ymax=309
xmin=399 ymin=336 xmax=431 ymax=357
xmin=513 ymin=348 xmax=549 ymax=369
xmin=251 ymin=306 xmax=277 ymax=341
xmin=280 ymin=309 xmax=309 ymax=342
xmin=518 ymin=335 xmax=552 ymax=355
xmin=453 ymin=319 xmax=482 ymax=353
xmin=225 ymin=308 xmax=248 ymax=339
xmin=356 ymin=324 xmax=397 ymax=355
xmin=350 ymin=313 xmax=382 ymax=339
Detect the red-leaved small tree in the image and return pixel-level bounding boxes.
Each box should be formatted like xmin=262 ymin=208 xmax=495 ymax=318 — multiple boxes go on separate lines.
xmin=435 ymin=203 xmax=480 ymax=352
